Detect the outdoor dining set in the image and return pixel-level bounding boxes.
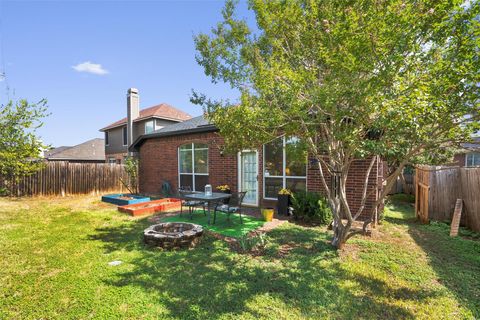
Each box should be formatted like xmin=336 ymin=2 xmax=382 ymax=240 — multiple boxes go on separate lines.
xmin=177 ymin=187 xmax=247 ymax=225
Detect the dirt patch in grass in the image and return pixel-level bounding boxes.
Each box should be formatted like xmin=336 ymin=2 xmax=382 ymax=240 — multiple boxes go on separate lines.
xmin=339 ymin=243 xmax=362 ymax=261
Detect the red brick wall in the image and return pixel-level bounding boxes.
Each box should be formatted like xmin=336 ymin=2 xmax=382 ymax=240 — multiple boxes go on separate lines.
xmin=453 ymin=153 xmax=466 ymax=167
xmin=138 ymin=131 xmax=381 ymax=218
xmin=139 ymin=132 xmax=237 ymax=195
xmin=307 ymin=157 xmax=381 ymax=218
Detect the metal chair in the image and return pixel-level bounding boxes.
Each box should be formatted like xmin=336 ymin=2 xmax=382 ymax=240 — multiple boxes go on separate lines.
xmin=213 ymin=191 xmax=247 ymax=224
xmin=178 ymin=188 xmax=206 ymax=219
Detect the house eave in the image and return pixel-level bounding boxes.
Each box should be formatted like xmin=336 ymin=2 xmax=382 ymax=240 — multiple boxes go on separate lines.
xmin=99 ymin=116 xmax=186 ymax=132
xmin=129 ymin=125 xmax=218 ymax=152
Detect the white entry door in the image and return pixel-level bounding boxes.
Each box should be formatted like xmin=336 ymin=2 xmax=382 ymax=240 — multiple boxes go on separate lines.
xmin=238 ymin=151 xmax=258 ymax=206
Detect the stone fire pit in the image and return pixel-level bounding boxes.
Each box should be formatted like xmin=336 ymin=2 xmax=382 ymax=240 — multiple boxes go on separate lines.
xmin=144 ymin=222 xmax=203 ymax=249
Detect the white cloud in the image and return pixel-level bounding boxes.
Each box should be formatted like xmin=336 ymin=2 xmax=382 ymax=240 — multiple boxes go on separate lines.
xmin=72 ymin=61 xmax=109 ymax=75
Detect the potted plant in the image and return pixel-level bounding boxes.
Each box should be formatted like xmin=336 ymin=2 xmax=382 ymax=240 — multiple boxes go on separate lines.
xmin=216 ymin=185 xmax=231 ymax=204
xmin=277 ymin=188 xmax=291 ymax=216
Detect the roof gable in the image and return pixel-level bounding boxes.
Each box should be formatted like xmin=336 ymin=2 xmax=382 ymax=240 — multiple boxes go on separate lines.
xmin=100 ymin=103 xmax=192 ymax=131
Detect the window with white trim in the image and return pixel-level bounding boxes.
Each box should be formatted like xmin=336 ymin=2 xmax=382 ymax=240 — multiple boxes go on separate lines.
xmin=108 ymin=157 xmax=116 ymax=164
xmin=178 ymin=143 xmax=209 ymax=191
xmin=122 ymin=127 xmax=127 ymax=146
xmin=145 ymin=120 xmax=155 ymax=134
xmin=466 ymin=152 xmax=480 ymax=166
xmin=263 ymin=136 xmax=307 ymax=199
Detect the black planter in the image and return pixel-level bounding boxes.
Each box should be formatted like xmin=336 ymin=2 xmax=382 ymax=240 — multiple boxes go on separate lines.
xmin=219 ymin=190 xmax=231 ymax=204
xmin=277 ymin=194 xmax=290 ymax=216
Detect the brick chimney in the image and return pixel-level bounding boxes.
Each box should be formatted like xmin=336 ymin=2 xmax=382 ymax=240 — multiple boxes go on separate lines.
xmin=127 ymin=88 xmax=139 ymax=153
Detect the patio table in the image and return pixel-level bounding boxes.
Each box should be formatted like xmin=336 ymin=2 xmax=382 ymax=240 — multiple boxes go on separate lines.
xmin=184 ymin=192 xmax=232 ymax=224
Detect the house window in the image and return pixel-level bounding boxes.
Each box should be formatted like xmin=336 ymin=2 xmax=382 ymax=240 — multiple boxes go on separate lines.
xmin=466 ymin=152 xmax=480 ymax=166
xmin=145 ymin=120 xmax=155 ymax=134
xmin=108 ymin=157 xmax=116 ymax=164
xmin=105 ymin=132 xmax=109 ymax=146
xmin=155 ymin=119 xmax=164 ymax=131
xmin=178 ymin=143 xmax=208 ymax=191
xmin=263 ymin=136 xmax=307 ymax=199
xmin=122 ymin=127 xmax=128 ymax=146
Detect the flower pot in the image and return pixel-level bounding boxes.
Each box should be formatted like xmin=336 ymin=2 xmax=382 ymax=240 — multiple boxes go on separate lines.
xmin=277 ymin=194 xmax=290 ymax=215
xmin=262 ymin=208 xmax=275 ymax=222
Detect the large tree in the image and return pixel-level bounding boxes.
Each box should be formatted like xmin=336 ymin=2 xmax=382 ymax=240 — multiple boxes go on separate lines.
xmin=193 ymin=0 xmax=479 ymax=248
xmin=0 ymin=99 xmax=49 ymax=193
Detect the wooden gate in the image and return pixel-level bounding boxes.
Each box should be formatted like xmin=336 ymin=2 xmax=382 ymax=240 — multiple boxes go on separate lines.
xmin=415 ymin=166 xmax=430 ymax=223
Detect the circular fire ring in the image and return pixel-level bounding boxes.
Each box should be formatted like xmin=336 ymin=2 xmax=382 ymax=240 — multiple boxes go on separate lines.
xmin=144 ymin=222 xmax=203 ymax=249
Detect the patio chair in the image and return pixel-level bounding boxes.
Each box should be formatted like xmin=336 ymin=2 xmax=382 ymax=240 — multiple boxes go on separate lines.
xmin=178 ymin=188 xmax=207 ymax=219
xmin=213 ymin=191 xmax=247 ymax=224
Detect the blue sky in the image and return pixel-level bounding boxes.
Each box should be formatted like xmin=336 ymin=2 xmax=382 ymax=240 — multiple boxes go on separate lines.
xmin=0 ymin=0 xmax=252 ymax=147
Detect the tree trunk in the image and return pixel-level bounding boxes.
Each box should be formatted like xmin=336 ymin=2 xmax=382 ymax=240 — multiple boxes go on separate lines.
xmin=331 ymin=222 xmax=349 ymax=249
xmin=331 ymin=168 xmax=354 ymax=249
xmin=399 ymin=170 xmax=409 ymax=194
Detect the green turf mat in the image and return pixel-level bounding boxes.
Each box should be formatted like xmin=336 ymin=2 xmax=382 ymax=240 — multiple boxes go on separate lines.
xmin=161 ymin=210 xmax=265 ymax=238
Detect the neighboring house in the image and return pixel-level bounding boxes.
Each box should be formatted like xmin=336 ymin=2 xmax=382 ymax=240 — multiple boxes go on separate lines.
xmin=44 ymin=138 xmax=105 ymax=163
xmin=453 ymin=137 xmax=480 ymax=167
xmin=43 ymin=146 xmax=71 ymax=158
xmin=99 ymin=88 xmax=191 ymax=164
xmin=130 ymin=115 xmax=384 ymax=217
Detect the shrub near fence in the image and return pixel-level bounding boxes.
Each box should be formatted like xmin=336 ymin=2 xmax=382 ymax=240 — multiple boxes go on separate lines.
xmin=415 ymin=165 xmax=480 ymax=232
xmin=0 ymin=161 xmax=127 ymax=197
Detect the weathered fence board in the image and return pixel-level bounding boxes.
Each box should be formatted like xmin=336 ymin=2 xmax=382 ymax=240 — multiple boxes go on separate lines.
xmin=0 ymin=161 xmax=127 ymax=197
xmin=415 ymin=166 xmax=480 ymax=232
xmin=429 ymin=167 xmax=459 ymax=222
xmin=461 ymin=168 xmax=480 ymax=232
xmin=450 ymin=199 xmax=463 ymax=237
xmin=389 ymin=174 xmax=414 ymax=194
xmin=415 ymin=167 xmax=430 ymax=223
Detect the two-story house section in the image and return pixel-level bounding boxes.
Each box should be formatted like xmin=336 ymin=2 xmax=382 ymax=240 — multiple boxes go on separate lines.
xmin=100 ymin=88 xmax=192 ymax=163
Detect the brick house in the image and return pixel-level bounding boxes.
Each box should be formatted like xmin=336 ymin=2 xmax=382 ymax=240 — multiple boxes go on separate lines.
xmin=99 ymin=88 xmax=191 ymax=164
xmin=130 ymin=115 xmax=384 ymax=217
xmin=453 ymin=137 xmax=480 ymax=167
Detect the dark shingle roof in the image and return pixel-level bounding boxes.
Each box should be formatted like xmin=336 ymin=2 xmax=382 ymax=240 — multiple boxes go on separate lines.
xmin=153 ymin=115 xmax=212 ymax=134
xmin=460 ymin=136 xmax=480 ymax=151
xmin=45 ymin=138 xmax=105 ymax=161
xmin=44 ymin=146 xmax=72 ymax=158
xmin=129 ymin=115 xmax=217 ymax=151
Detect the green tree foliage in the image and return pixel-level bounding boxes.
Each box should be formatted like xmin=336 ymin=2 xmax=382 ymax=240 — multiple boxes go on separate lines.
xmin=193 ymin=0 xmax=479 ymax=248
xmin=120 ymin=156 xmax=139 ymax=194
xmin=0 ymin=99 xmax=49 ymax=191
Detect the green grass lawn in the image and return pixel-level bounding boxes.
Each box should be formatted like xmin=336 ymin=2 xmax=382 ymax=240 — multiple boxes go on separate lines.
xmin=0 ymin=195 xmax=478 ymax=319
xmin=161 ymin=210 xmax=266 ymax=237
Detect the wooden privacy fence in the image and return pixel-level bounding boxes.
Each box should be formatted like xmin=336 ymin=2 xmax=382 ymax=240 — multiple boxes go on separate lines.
xmin=0 ymin=161 xmax=127 ymax=197
xmin=389 ymin=172 xmax=414 ymax=195
xmin=415 ymin=165 xmax=480 ymax=232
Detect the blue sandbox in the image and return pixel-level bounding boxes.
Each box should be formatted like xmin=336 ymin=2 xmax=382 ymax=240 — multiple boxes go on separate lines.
xmin=101 ymin=194 xmax=151 ymax=206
